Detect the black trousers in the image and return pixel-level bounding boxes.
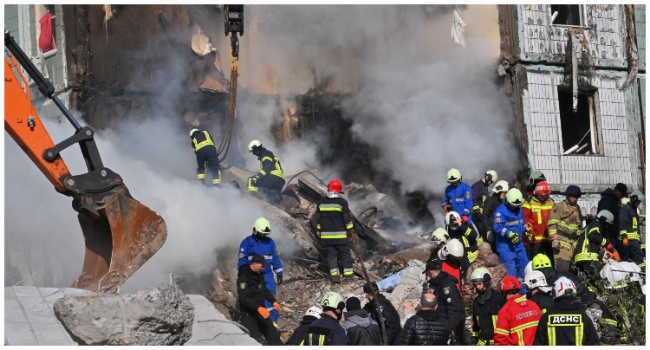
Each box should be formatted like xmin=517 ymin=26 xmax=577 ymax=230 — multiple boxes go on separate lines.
xmin=326 ymin=244 xmax=353 ymax=276
xmin=195 ymin=146 xmax=221 ymax=184
xmin=627 ymin=239 xmax=644 ymax=269
xmin=240 ymin=311 xmax=283 ymax=345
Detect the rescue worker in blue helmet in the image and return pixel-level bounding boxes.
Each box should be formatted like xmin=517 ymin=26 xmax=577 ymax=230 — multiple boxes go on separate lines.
xmin=442 ymin=168 xmax=474 ymax=225
xmin=190 ymin=128 xmax=222 ymax=186
xmin=494 ymin=188 xmax=528 ymax=280
xmin=238 ymin=217 xmax=284 ymax=326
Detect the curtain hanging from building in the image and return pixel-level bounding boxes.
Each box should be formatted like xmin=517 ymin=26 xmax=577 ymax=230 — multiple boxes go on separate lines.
xmin=38 ymin=11 xmax=55 ymax=52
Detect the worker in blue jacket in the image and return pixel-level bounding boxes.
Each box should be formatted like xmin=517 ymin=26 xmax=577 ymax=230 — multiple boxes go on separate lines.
xmin=238 ymin=217 xmax=284 ymax=325
xmin=442 ymin=168 xmax=474 ymax=225
xmin=494 ymin=188 xmax=528 ymax=280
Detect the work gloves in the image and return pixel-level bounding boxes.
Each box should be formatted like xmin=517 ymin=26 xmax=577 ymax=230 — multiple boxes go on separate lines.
xmin=277 ymin=274 xmax=283 ymax=285
xmin=461 ymin=215 xmax=469 ymax=224
xmin=347 ymin=230 xmax=356 ymax=242
xmin=604 ymin=240 xmax=614 ymax=252
xmin=273 ymin=302 xmax=282 ymax=313
xmin=257 ymin=306 xmax=270 ymax=319
xmin=621 ymin=234 xmax=629 ymax=246
xmin=507 ymin=231 xmax=520 ymax=244
xmin=443 ymin=204 xmax=452 ymax=214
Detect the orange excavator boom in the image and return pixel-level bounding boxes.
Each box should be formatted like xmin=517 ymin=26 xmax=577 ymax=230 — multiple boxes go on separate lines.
xmin=4 ymin=31 xmax=167 ymax=293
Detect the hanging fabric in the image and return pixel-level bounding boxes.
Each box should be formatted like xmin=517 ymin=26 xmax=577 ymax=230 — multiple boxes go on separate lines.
xmin=38 ymin=11 xmax=55 ymax=52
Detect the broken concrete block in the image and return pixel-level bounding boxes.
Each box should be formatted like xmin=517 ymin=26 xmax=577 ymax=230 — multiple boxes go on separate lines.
xmin=53 ymin=283 xmax=194 ymax=345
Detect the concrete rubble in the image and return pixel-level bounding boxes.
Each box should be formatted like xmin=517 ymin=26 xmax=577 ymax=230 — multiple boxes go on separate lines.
xmin=53 ymin=283 xmax=194 ymax=345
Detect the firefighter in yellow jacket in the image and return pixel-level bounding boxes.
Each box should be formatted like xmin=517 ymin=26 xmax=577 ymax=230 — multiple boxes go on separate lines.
xmin=548 ymin=185 xmax=583 ymax=272
xmin=190 ymin=128 xmax=221 ymax=186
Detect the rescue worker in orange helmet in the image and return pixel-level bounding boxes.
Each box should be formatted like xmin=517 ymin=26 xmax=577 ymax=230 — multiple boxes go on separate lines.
xmin=522 ymin=180 xmax=555 ymax=262
xmin=494 ymin=276 xmax=542 ymax=345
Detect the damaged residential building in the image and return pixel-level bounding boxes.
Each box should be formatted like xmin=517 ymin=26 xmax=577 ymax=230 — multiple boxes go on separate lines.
xmin=498 ymin=4 xmax=646 ymax=212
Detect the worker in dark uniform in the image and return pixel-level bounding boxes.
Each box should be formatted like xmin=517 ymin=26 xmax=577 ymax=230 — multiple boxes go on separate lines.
xmin=446 ymin=211 xmax=482 ymax=265
xmin=423 ymin=257 xmax=465 ymax=344
xmin=303 ymin=291 xmax=347 ymax=346
xmin=470 ymin=268 xmax=506 ymax=345
xmin=247 ymin=139 xmax=285 ymax=204
xmin=236 ymin=254 xmax=283 ymax=345
xmin=471 ymin=170 xmax=498 ymax=240
xmin=482 ymin=180 xmax=509 ymax=246
xmin=572 ymin=210 xmax=614 ymax=283
xmin=316 ymin=179 xmax=355 ymax=283
xmin=619 ymin=191 xmax=645 ymax=271
xmin=598 ymin=183 xmax=628 ymax=259
xmin=190 ymin=128 xmax=221 ymax=186
xmin=363 ymin=282 xmax=402 ymax=345
xmin=534 ymin=277 xmax=600 ymax=345
xmin=285 ymin=306 xmax=322 ymax=345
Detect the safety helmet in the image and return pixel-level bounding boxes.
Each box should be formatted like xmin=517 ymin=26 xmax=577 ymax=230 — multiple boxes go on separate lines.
xmin=600 ymin=261 xmax=643 ymax=290
xmin=447 ymin=168 xmax=462 ymax=183
xmin=304 ymin=306 xmax=323 ymax=319
xmin=529 ymin=170 xmax=546 ymax=185
xmin=430 ymin=228 xmax=450 ymax=244
xmin=532 ymin=253 xmax=553 ymax=270
xmin=524 ymin=270 xmax=552 ymax=293
xmin=485 ymin=170 xmax=498 ymax=182
xmin=492 ymin=180 xmax=509 ymax=194
xmin=552 ymin=276 xmax=576 ymax=299
xmin=597 ymin=210 xmax=614 ymax=225
xmin=328 ymin=179 xmax=343 ymax=193
xmin=445 ymin=211 xmax=461 ymax=226
xmin=253 ymin=217 xmax=271 ymax=235
xmin=621 ymin=197 xmax=630 ymax=206
xmin=470 ymin=267 xmax=492 ymax=284
xmin=565 ymin=185 xmax=582 ymax=198
xmin=500 ymin=276 xmax=521 ymax=293
xmin=248 ymin=139 xmax=262 ymax=152
xmin=534 ymin=181 xmax=551 ymax=196
xmin=506 ymin=188 xmax=524 ymax=207
xmin=630 ymin=190 xmax=645 ymax=202
xmin=524 ymin=261 xmax=534 ymax=276
xmin=321 ymin=291 xmax=345 ymax=310
xmin=440 ymin=238 xmax=464 ymax=260
xmin=189 ymin=128 xmax=199 ymax=137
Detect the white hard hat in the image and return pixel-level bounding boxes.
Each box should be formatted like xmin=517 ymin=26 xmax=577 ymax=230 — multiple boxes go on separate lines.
xmin=304 ymin=306 xmax=323 ymax=319
xmin=445 ymin=211 xmax=461 ymax=226
xmin=492 ymin=180 xmax=509 ymax=194
xmin=248 ymin=139 xmax=262 ymax=152
xmin=190 ymin=129 xmax=199 ymax=137
xmin=430 ymin=228 xmax=450 ymax=244
xmin=440 ymin=238 xmax=464 ymax=260
xmin=524 ymin=270 xmax=552 ymax=293
xmin=524 ymin=261 xmax=534 ymax=276
xmin=552 ymin=276 xmax=576 ymax=299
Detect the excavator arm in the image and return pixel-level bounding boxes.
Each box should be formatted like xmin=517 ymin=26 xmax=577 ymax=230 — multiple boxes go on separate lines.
xmin=4 ymin=31 xmax=167 ymax=293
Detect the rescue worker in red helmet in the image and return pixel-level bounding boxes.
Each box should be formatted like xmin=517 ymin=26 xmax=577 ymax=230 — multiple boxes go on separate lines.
xmin=522 ymin=180 xmax=555 ymax=262
xmin=494 ymin=276 xmax=542 ymax=345
xmin=316 ymin=179 xmax=355 ymax=283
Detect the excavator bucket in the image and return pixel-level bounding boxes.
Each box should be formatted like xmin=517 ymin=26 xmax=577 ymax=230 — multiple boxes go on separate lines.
xmin=71 ymin=187 xmax=167 ymax=293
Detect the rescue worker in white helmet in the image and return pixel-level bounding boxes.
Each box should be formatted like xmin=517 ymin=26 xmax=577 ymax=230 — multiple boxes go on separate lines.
xmin=438 ymin=238 xmax=466 ymax=291
xmin=470 ymin=267 xmax=506 ymax=345
xmin=303 ymin=291 xmax=347 ymax=345
xmin=446 ymin=211 xmax=483 ymax=266
xmin=237 ymin=217 xmax=284 ymax=325
xmin=494 ymin=188 xmax=528 ymax=280
xmin=442 ymin=168 xmax=474 ymax=225
xmin=285 ymin=306 xmax=322 ymax=345
xmin=533 ymin=277 xmax=600 ymax=345
xmin=189 ymin=128 xmax=222 ymax=186
xmin=523 ymin=270 xmax=553 ymax=313
xmin=428 ymin=228 xmax=450 ymax=263
xmin=572 ymin=210 xmax=615 ymax=283
xmin=482 ymin=180 xmax=509 ymax=246
xmin=247 ymin=139 xmax=285 ymax=204
xmin=471 ymin=170 xmax=498 ymax=239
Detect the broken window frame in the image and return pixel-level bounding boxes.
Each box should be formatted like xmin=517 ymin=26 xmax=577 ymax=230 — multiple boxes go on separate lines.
xmin=550 ymin=4 xmax=587 ymax=28
xmin=557 ymin=86 xmax=602 ymax=156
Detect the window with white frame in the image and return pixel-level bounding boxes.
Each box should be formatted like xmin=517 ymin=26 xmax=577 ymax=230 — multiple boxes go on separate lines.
xmin=557 ymin=87 xmax=601 ymax=155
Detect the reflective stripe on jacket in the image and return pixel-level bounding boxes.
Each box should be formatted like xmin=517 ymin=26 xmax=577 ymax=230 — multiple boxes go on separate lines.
xmin=192 ymin=130 xmax=215 ymax=152
xmin=522 ymin=196 xmax=555 ymax=242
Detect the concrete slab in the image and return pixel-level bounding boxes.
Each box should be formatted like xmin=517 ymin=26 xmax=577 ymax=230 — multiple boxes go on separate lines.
xmin=4 ymin=286 xmax=260 ymax=346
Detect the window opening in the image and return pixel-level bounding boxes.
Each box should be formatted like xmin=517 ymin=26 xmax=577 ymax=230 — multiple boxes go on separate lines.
xmin=558 ymin=87 xmax=601 ymax=155
xmin=551 ymin=5 xmax=583 ymax=26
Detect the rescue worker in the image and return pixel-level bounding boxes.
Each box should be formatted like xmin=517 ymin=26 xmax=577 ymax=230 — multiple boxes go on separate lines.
xmin=363 ymin=282 xmax=402 ymax=345
xmin=471 ymin=170 xmax=498 ymax=240
xmin=522 ymin=180 xmax=555 ymax=262
xmin=442 ymin=168 xmax=474 ymax=225
xmin=437 ymin=238 xmax=465 ymax=290
xmin=342 ymin=297 xmax=382 ymax=345
xmin=525 ymin=170 xmax=546 ymax=200
xmin=494 ymin=188 xmax=528 ymax=280
xmin=619 ymin=190 xmax=645 ymax=271
xmin=237 ymin=217 xmax=283 ymax=325
xmin=397 ymin=292 xmax=452 ymax=345
xmin=482 ymin=180 xmax=509 ymax=246
xmin=470 ymin=268 xmax=506 ymax=345
xmin=446 ymin=211 xmax=483 ymax=265
xmin=316 ymin=179 xmax=355 ymax=282
xmin=572 ymin=210 xmax=614 ymax=282
xmin=428 ymin=228 xmax=450 ymax=262
xmin=236 ymin=254 xmax=283 ymax=345
xmin=548 ymin=185 xmax=583 ymax=272
xmin=247 ymin=139 xmax=285 ymax=204
xmin=494 ymin=276 xmax=542 ymax=345
xmin=533 ymin=277 xmax=600 ymax=345
xmin=523 ymin=270 xmax=553 ymax=313
xmin=303 ymin=291 xmax=347 ymax=346
xmin=598 ymin=183 xmax=628 ymax=259
xmin=189 ymin=128 xmax=221 ymax=186
xmin=422 ymin=257 xmax=465 ymax=345
xmin=462 ymin=242 xmax=508 ymax=308
xmin=285 ymin=306 xmax=322 ymax=345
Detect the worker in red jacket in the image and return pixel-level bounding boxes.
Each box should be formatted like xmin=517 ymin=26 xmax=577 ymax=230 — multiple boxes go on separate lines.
xmin=494 ymin=276 xmax=542 ymax=345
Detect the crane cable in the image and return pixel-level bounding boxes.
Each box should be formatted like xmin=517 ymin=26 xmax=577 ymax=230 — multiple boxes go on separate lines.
xmin=217 ymin=50 xmax=238 ymax=163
